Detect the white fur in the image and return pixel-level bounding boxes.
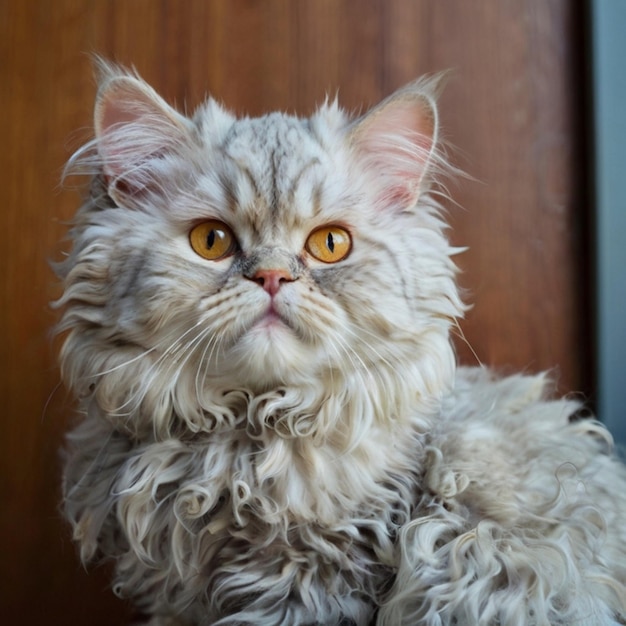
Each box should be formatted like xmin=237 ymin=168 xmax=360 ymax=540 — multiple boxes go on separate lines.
xmin=56 ymin=63 xmax=626 ymax=625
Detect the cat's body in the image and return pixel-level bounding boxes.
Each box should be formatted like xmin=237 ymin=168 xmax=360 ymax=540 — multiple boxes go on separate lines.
xmin=56 ymin=64 xmax=626 ymax=625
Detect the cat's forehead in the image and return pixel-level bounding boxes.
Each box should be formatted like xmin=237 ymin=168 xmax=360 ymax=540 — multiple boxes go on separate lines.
xmin=223 ymin=113 xmax=326 ymax=185
xmin=211 ymin=112 xmax=338 ymax=232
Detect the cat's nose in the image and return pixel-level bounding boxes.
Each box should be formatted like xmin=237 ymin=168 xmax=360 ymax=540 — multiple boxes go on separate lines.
xmin=250 ymin=269 xmax=295 ymax=296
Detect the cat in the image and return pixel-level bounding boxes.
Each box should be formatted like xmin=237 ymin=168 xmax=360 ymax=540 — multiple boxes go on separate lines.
xmin=55 ymin=61 xmax=626 ymax=626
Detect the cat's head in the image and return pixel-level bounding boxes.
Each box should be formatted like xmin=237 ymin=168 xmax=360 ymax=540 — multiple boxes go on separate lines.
xmin=56 ymin=62 xmax=463 ymax=436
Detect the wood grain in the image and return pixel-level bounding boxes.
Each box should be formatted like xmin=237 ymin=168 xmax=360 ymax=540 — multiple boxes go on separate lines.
xmin=0 ymin=1 xmax=589 ymax=622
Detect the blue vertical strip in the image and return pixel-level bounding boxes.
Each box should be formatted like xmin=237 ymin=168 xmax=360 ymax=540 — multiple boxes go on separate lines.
xmin=591 ymin=0 xmax=626 ymax=444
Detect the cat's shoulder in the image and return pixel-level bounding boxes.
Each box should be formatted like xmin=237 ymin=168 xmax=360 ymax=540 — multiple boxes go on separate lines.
xmin=448 ymin=365 xmax=578 ymax=423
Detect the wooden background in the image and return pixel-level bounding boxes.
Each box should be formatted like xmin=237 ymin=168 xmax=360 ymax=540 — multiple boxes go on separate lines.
xmin=0 ymin=1 xmax=590 ymax=624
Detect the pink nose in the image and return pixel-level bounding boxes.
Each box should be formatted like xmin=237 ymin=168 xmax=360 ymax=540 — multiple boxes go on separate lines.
xmin=250 ymin=269 xmax=294 ymax=296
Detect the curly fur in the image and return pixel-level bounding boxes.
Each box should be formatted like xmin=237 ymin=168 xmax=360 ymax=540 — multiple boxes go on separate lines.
xmin=56 ymin=62 xmax=626 ymax=625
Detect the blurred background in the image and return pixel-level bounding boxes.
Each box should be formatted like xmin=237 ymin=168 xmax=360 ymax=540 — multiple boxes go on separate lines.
xmin=1 ymin=0 xmax=621 ymax=623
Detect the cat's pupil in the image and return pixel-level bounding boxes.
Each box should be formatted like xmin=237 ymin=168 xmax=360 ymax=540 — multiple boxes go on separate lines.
xmin=206 ymin=229 xmax=216 ymax=249
xmin=327 ymin=232 xmax=335 ymax=253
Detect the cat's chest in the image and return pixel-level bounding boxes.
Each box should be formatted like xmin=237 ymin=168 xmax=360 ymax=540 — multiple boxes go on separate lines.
xmin=176 ymin=425 xmax=416 ymax=530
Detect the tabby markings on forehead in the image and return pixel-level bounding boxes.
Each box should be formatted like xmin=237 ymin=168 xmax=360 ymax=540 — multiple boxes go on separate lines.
xmin=217 ymin=171 xmax=240 ymax=216
xmin=221 ymin=159 xmax=326 ymax=244
xmin=270 ymin=157 xmax=325 ymax=233
xmin=220 ymin=115 xmax=326 ymax=221
xmin=286 ymin=158 xmax=322 ymax=202
xmin=309 ymin=184 xmax=324 ymax=219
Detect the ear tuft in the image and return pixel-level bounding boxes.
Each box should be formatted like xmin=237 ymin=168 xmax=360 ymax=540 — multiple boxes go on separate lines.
xmin=92 ymin=63 xmax=192 ymax=202
xmin=349 ymin=77 xmax=443 ymax=210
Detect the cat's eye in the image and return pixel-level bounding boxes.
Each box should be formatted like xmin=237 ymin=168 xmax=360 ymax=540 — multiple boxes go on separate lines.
xmin=305 ymin=225 xmax=352 ymax=263
xmin=189 ymin=220 xmax=238 ymax=261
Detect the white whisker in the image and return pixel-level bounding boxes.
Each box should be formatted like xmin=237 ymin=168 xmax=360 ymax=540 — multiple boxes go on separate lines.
xmin=450 ymin=317 xmax=483 ymax=367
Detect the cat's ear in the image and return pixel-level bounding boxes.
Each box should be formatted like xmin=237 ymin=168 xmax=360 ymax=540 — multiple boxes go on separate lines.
xmin=94 ymin=64 xmax=193 ymax=203
xmin=349 ymin=78 xmax=441 ymax=210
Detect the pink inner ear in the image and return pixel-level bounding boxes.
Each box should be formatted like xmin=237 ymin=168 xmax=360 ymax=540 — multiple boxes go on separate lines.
xmin=359 ymin=100 xmax=434 ymax=155
xmin=95 ymin=77 xmax=173 ymax=139
xmin=353 ymin=97 xmax=436 ymax=209
xmin=98 ymin=91 xmax=143 ymax=132
xmin=94 ymin=77 xmax=188 ymax=183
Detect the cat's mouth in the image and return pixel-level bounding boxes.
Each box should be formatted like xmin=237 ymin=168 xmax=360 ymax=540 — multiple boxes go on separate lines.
xmin=252 ymin=303 xmax=291 ymax=332
xmin=232 ymin=296 xmax=312 ymax=352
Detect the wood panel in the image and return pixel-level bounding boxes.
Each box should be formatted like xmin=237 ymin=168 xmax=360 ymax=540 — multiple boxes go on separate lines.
xmin=0 ymin=1 xmax=588 ymax=623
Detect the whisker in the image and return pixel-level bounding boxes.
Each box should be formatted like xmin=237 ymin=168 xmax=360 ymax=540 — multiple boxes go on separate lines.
xmin=41 ymin=380 xmax=65 ymax=424
xmin=103 ymin=321 xmax=208 ymax=417
xmin=330 ymin=331 xmax=388 ymax=399
xmin=93 ymin=346 xmax=158 ymax=378
xmin=339 ymin=323 xmax=395 ymax=371
xmin=450 ymin=318 xmax=482 ymax=367
xmin=195 ymin=329 xmax=220 ymax=402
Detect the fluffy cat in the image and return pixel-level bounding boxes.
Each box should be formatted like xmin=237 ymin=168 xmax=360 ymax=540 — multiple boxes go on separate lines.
xmin=55 ymin=62 xmax=626 ymax=625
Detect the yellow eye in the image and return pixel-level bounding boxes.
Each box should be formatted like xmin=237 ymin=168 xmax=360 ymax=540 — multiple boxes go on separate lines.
xmin=306 ymin=225 xmax=352 ymax=263
xmin=189 ymin=220 xmax=238 ymax=261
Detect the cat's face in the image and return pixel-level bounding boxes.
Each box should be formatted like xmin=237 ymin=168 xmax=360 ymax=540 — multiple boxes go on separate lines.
xmin=58 ymin=65 xmax=462 ymax=416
